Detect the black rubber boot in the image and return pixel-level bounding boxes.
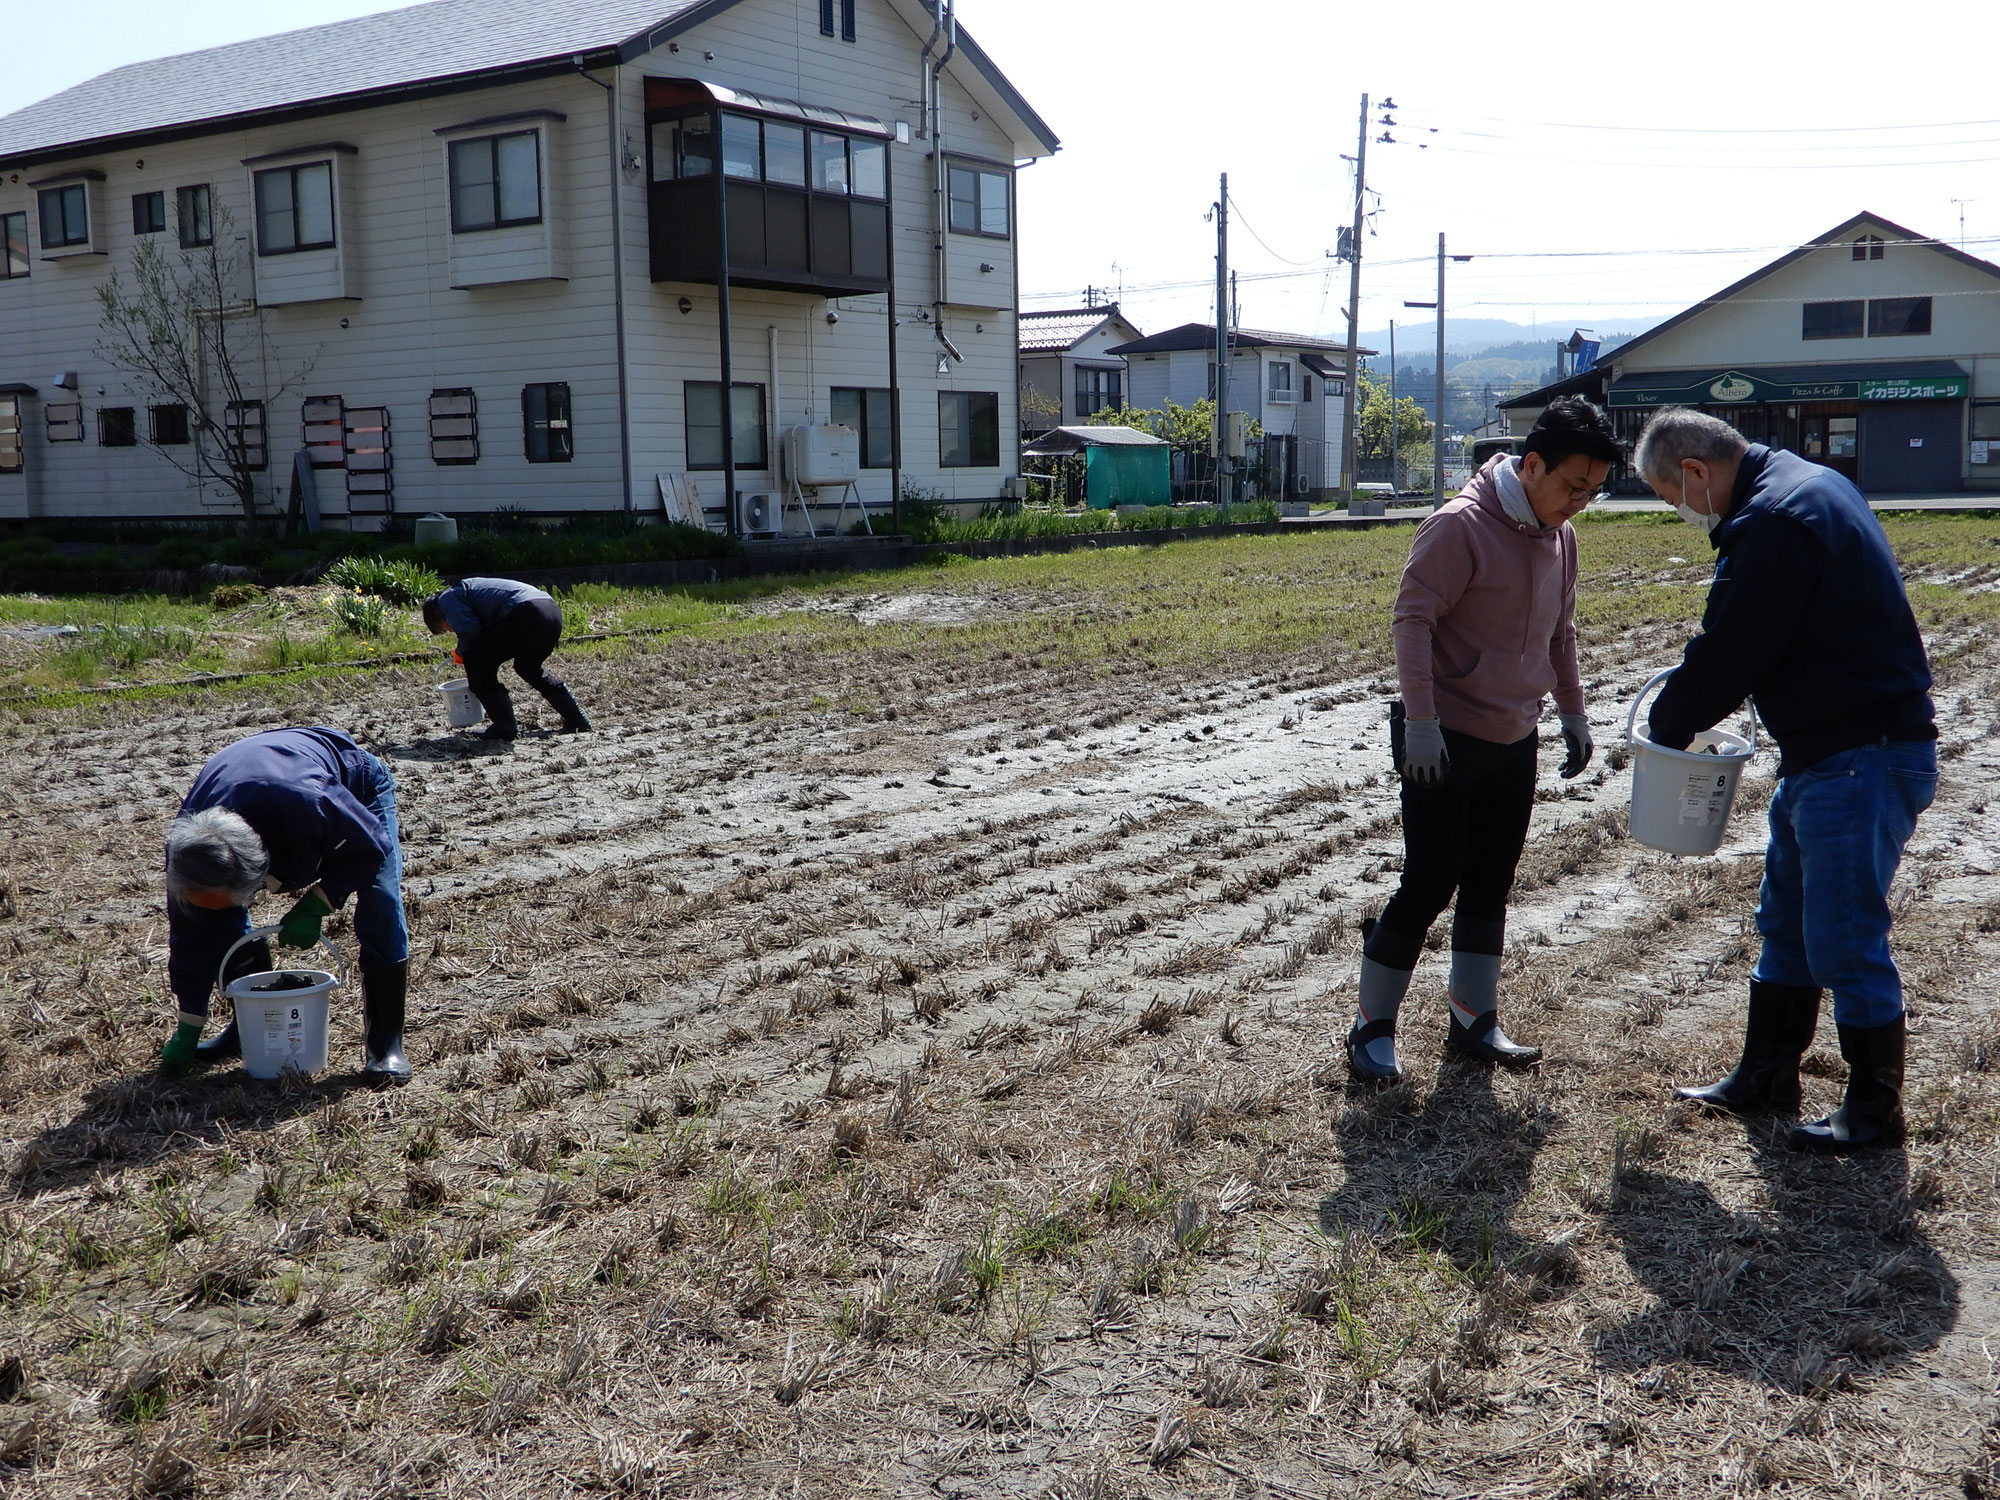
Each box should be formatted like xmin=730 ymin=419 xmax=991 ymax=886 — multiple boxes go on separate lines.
xmin=1446 ymin=1011 xmax=1542 ymax=1068
xmin=1789 ymin=1017 xmax=1905 ymax=1154
xmin=1675 ymin=980 xmax=1820 ymax=1115
xmin=360 ymin=959 xmax=412 ymax=1083
xmin=1345 ymin=1019 xmax=1402 ymax=1083
xmin=478 ymin=686 xmax=518 ymax=742
xmin=540 ymin=681 xmax=592 ymax=733
xmin=196 ymin=937 xmax=274 ymax=1063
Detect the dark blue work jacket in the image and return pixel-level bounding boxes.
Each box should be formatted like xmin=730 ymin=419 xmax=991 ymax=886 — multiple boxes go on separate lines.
xmin=433 ymin=577 xmax=550 ymax=647
xmin=1649 ymin=445 xmax=1935 ymax=777
xmin=177 ymin=727 xmax=393 ymax=904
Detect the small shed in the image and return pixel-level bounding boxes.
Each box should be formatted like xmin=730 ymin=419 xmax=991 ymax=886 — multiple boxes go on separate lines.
xmin=1020 ymin=424 xmax=1170 ymax=508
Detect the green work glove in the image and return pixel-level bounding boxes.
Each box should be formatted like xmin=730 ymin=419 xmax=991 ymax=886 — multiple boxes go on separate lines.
xmin=278 ymin=891 xmax=334 ymax=950
xmin=160 ymin=1021 xmax=203 ymax=1079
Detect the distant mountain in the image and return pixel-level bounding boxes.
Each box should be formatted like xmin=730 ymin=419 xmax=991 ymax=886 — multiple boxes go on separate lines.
xmin=1358 ymin=318 xmax=1650 ymax=363
xmin=1357 ymin=325 xmax=1645 ymax=434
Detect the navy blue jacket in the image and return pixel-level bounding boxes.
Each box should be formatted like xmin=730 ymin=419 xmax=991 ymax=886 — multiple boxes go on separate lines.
xmin=178 ymin=727 xmax=393 ymax=903
xmin=1649 ymin=445 xmax=1934 ymax=777
xmin=168 ymin=728 xmax=394 ymax=1014
xmin=434 ymin=577 xmax=550 ymax=647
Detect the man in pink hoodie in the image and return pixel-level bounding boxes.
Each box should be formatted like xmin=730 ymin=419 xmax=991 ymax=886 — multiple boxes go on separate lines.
xmin=1345 ymin=396 xmax=1620 ymax=1082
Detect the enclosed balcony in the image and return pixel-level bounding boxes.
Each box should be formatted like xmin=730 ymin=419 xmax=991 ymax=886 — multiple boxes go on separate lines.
xmin=646 ymin=78 xmax=892 ymax=298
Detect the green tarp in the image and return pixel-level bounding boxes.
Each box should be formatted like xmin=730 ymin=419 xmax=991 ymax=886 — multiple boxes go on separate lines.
xmin=1083 ymin=443 xmax=1170 ymax=508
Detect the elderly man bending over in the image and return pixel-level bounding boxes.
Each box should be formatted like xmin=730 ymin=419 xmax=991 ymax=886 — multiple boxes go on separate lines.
xmin=1637 ymin=408 xmax=1936 ymax=1153
xmin=161 ymin=727 xmax=411 ymax=1082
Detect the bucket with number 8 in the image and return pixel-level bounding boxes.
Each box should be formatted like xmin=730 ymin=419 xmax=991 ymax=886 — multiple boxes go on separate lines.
xmin=217 ymin=926 xmax=342 ymax=1079
xmin=1624 ymin=669 xmax=1759 ymax=857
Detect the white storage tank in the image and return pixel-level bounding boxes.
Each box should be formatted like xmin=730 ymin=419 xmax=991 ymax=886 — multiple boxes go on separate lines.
xmin=785 ymin=424 xmax=861 ymax=486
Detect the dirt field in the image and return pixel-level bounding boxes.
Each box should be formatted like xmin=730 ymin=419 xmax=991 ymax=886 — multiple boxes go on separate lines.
xmin=1 ymin=524 xmax=1997 ymax=1498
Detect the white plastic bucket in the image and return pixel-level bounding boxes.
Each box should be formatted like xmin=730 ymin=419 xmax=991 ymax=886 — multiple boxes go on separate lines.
xmin=217 ymin=928 xmax=341 ymax=1079
xmin=1624 ymin=669 xmax=1759 ymax=857
xmin=438 ymin=677 xmax=484 ymax=728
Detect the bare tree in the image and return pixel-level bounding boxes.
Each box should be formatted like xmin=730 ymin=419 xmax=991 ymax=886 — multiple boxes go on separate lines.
xmin=95 ymin=211 xmax=315 ymax=534
xmin=1019 ymin=376 xmax=1061 ymax=440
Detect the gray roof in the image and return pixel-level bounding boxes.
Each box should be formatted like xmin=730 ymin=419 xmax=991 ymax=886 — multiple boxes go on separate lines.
xmin=1022 ymin=424 xmax=1167 ymax=455
xmin=1018 ymin=305 xmax=1138 ymax=353
xmin=0 ymin=0 xmax=1058 ymax=168
xmin=1108 ymin=322 xmax=1373 ymax=358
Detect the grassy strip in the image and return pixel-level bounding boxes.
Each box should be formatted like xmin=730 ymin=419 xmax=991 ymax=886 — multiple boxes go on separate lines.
xmin=5 ymin=513 xmax=1997 ymax=708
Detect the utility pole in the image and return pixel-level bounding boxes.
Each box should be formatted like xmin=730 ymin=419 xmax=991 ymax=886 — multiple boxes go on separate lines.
xmin=1952 ymin=198 xmax=1977 ymax=250
xmin=1338 ymin=93 xmax=1368 ymax=499
xmin=1214 ymin=171 xmax=1231 ymax=507
xmin=1388 ymin=319 xmax=1398 ymax=493
xmin=1434 ymin=233 xmax=1446 ymax=508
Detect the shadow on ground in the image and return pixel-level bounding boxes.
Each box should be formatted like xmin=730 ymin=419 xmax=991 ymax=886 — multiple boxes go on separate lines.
xmin=1595 ymin=1115 xmax=1958 ymax=1394
xmin=1317 ymin=1058 xmax=1562 ymax=1284
xmin=8 ymin=1065 xmax=382 ymax=1200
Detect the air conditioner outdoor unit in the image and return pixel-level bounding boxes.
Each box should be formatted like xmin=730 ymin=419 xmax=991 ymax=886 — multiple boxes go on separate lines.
xmin=1000 ymin=474 xmax=1024 ymax=500
xmin=737 ymin=491 xmax=777 ymax=536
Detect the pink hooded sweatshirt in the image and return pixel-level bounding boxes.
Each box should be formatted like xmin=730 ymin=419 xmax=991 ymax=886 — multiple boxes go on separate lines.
xmin=1392 ymin=457 xmax=1585 ymax=744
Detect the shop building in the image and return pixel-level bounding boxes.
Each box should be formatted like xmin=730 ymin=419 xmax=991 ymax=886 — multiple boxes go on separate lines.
xmin=1500 ymin=212 xmax=2000 ymax=493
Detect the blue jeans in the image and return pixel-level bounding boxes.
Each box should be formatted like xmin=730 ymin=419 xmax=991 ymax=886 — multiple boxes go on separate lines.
xmin=169 ymin=756 xmax=407 ymax=1020
xmin=1752 ymin=740 xmax=1936 ymax=1027
xmin=351 ymin=757 xmax=410 ymax=968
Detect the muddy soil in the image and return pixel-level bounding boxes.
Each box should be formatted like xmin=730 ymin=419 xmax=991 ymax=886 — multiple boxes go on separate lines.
xmin=0 ymin=589 xmax=1996 ymax=1498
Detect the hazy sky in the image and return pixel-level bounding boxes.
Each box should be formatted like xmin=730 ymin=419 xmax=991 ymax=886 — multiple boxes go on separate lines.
xmin=9 ymin=0 xmax=1998 ymax=345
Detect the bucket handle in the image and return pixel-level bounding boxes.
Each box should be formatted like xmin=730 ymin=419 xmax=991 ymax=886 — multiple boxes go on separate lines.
xmin=1624 ymin=668 xmax=1760 ymax=753
xmin=217 ymin=924 xmax=346 ymax=1005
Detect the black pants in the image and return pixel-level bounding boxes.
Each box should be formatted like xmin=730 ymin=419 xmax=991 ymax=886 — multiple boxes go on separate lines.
xmin=463 ymin=598 xmax=566 ymax=704
xmin=1364 ymin=715 xmax=1537 ymax=972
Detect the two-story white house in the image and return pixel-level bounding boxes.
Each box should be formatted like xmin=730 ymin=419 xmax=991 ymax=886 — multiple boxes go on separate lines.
xmin=0 ymin=0 xmax=1058 ymax=531
xmin=1105 ymin=322 xmax=1358 ymax=498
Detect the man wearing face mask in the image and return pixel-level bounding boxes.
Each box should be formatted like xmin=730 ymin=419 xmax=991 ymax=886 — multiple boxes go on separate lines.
xmin=158 ymin=726 xmax=412 ymax=1083
xmin=1637 ymin=407 xmax=1936 ymax=1154
xmin=1343 ymin=396 xmax=1619 ymax=1084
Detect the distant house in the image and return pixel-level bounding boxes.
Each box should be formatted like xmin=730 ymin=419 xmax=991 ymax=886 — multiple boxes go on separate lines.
xmin=1500 ymin=211 xmax=2000 ymax=493
xmin=1017 ymin=303 xmax=1143 ymax=436
xmin=1107 ymin=322 xmax=1366 ymax=497
xmin=0 ymin=0 xmax=1059 ymax=530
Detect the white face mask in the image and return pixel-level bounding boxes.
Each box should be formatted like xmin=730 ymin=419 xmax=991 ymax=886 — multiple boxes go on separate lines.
xmin=1676 ymin=470 xmax=1721 ymax=536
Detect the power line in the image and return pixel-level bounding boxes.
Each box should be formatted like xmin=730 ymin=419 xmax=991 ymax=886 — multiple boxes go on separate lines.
xmin=1453 ymin=111 xmax=2000 ymax=137
xmin=1428 ymin=141 xmax=2000 ymax=172
xmin=1225 ymin=194 xmax=1315 ymax=267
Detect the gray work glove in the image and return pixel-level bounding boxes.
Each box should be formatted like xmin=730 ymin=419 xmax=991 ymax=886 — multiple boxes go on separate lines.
xmin=1400 ymin=717 xmax=1449 ymax=787
xmin=1558 ymin=712 xmax=1594 ymax=779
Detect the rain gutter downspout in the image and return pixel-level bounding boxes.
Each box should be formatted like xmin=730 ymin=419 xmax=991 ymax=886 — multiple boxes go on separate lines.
xmin=577 ymin=63 xmax=633 ymax=512
xmin=931 ymin=2 xmax=957 ymax=355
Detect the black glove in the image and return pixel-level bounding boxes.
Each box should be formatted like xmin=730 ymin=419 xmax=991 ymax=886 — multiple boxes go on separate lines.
xmin=1558 ymin=713 xmax=1594 ymax=779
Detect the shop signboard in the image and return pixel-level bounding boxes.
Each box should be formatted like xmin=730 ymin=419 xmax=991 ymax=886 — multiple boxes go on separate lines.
xmin=1610 ymin=367 xmax=1968 ymax=407
xmin=1860 ymin=376 xmax=1968 ymax=400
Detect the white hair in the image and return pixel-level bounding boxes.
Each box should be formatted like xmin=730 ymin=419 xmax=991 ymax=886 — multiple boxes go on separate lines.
xmin=1633 ymin=407 xmax=1749 ymax=485
xmin=165 ymin=807 xmax=269 ymax=908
